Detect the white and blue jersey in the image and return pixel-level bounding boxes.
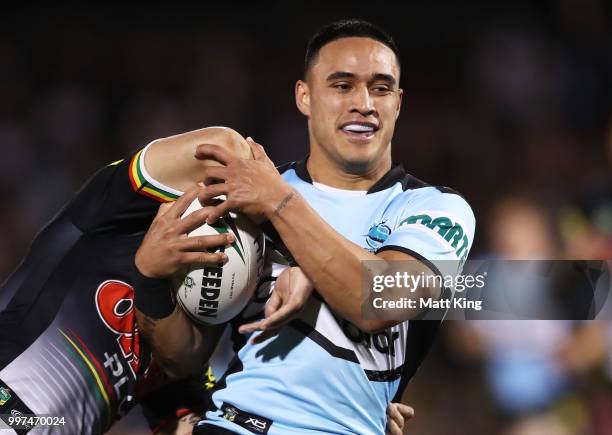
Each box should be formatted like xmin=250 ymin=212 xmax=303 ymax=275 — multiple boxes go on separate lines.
xmin=198 ymin=160 xmax=476 ymax=435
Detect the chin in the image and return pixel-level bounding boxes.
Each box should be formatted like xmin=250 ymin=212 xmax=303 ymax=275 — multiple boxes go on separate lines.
xmin=339 ymin=153 xmax=377 ymax=175
xmin=344 ymin=143 xmax=383 ymax=165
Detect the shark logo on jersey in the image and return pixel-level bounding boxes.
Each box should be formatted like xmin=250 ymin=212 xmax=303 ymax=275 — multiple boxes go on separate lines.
xmin=365 ymin=221 xmax=391 ymax=251
xmin=223 ymin=406 xmax=238 ymax=422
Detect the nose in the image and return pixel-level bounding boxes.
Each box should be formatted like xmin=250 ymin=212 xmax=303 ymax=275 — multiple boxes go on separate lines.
xmin=350 ymin=85 xmax=376 ymax=117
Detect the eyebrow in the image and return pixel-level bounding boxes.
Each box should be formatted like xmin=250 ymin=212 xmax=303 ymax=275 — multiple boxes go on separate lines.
xmin=371 ymin=73 xmax=397 ymax=86
xmin=326 ymin=71 xmax=356 ymax=81
xmin=326 ymin=71 xmax=397 ymax=86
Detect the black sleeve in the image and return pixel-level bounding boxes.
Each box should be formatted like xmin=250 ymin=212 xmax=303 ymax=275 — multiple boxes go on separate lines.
xmin=64 ymin=154 xmax=170 ymax=236
xmin=0 ymin=152 xmax=164 ymax=367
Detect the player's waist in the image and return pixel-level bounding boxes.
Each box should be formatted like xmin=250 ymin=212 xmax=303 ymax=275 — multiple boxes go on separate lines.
xmin=211 ymin=364 xmax=387 ymax=434
xmin=203 ymin=401 xmax=381 ymax=435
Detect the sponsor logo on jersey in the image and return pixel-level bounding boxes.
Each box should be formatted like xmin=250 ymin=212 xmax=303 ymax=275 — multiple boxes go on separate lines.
xmin=365 ymin=221 xmax=391 ymax=251
xmin=398 ymin=212 xmax=470 ymax=261
xmin=0 ymin=387 xmax=11 ymax=406
xmin=341 ymin=320 xmax=400 ymax=356
xmin=220 ymin=402 xmax=272 ymax=434
xmin=95 ymin=280 xmax=141 ymax=377
xmin=246 ymin=418 xmax=269 ymax=431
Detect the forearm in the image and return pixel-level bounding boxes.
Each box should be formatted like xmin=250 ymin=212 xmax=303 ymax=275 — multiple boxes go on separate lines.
xmin=145 ymin=126 xmax=251 ymax=192
xmin=136 ymin=306 xmax=222 ymax=379
xmin=267 ymin=192 xmax=381 ymax=329
xmin=267 ymin=192 xmax=436 ymax=331
xmin=133 ymin=186 xmax=232 ymax=379
xmin=192 ymin=139 xmax=437 ymax=330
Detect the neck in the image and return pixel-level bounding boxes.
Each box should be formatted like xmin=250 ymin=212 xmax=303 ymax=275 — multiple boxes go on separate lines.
xmin=306 ymin=147 xmax=392 ymax=191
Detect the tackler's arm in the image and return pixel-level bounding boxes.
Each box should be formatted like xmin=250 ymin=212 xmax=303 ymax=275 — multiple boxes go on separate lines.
xmin=133 ymin=188 xmax=232 ymax=379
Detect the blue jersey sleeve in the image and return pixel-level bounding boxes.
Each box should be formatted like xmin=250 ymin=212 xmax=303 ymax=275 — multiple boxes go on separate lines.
xmin=378 ymin=189 xmax=476 ymax=276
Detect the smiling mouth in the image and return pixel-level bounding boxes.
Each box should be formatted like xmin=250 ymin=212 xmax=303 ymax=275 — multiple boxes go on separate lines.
xmin=339 ymin=122 xmax=379 ymax=140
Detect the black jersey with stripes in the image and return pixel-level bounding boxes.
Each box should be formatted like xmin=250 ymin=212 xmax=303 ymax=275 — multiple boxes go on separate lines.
xmin=0 ymin=148 xmax=210 ymax=434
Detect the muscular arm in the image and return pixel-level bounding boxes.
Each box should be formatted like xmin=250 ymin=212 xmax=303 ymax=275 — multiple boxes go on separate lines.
xmin=136 ymin=306 xmax=224 ymax=379
xmin=145 ymin=126 xmax=252 ymax=192
xmin=196 ymin=142 xmax=441 ymax=333
xmin=134 ymin=127 xmax=250 ymax=378
xmin=134 ymin=189 xmax=232 ymax=379
xmin=136 ymin=306 xmax=223 ymax=379
xmin=266 ymin=192 xmax=437 ymax=332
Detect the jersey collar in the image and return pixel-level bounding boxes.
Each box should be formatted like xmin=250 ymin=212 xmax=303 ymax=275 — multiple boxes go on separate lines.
xmin=294 ymin=158 xmax=408 ymax=195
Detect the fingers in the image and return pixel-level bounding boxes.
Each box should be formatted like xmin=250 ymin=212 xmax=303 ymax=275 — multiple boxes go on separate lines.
xmin=394 ymin=403 xmax=415 ymax=421
xmin=264 ymin=290 xmax=282 ymax=318
xmin=181 ymin=250 xmax=228 ymax=265
xmin=238 ymin=323 xmax=282 ymax=345
xmin=177 ymin=234 xmax=234 ymax=252
xmin=387 ymin=403 xmax=405 ymax=430
xmin=246 ymin=137 xmax=274 ymax=167
xmin=245 ymin=137 xmax=266 ymax=161
xmin=194 ymin=144 xmax=235 ymax=165
xmin=176 ymin=207 xmax=213 ymax=234
xmin=238 ymin=291 xmax=281 ymax=335
xmin=167 ymin=187 xmax=200 ymax=219
xmin=386 ymin=402 xmax=414 ymax=435
xmin=237 ymin=289 xmax=296 ymax=345
xmin=255 ymin=300 xmax=298 ymax=331
xmin=156 ymin=202 xmax=174 ymax=218
xmin=385 ymin=418 xmax=402 ymax=435
xmin=198 ymin=183 xmax=229 ymax=206
xmin=196 ymin=184 xmax=233 ymax=223
xmin=238 ymin=319 xmax=265 ymax=335
xmin=202 ymin=166 xmax=227 ymax=186
xmin=205 ymin=201 xmax=233 ymax=225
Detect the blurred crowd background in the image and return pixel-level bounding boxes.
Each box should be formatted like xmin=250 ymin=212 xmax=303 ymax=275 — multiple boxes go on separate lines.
xmin=1 ymin=1 xmax=611 ymax=434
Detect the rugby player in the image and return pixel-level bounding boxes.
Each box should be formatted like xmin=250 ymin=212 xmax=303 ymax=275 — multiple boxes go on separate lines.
xmin=0 ymin=124 xmax=413 ymax=435
xmin=0 ymin=128 xmax=253 ymax=434
xmin=136 ymin=20 xmax=475 ymax=435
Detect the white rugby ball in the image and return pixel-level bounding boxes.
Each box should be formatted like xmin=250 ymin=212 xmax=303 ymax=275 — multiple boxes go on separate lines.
xmin=175 ymin=198 xmax=264 ymax=325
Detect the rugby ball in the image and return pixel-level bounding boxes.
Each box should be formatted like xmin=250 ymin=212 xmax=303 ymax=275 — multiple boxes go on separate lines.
xmin=175 ymin=198 xmax=264 ymax=325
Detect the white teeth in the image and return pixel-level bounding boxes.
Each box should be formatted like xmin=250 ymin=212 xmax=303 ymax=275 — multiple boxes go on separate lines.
xmin=343 ymin=124 xmax=374 ymax=133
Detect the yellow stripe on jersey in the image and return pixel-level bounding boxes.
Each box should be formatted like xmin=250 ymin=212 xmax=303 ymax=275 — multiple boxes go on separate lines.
xmin=59 ymin=330 xmax=112 ymax=425
xmin=128 ymin=149 xmax=179 ymax=203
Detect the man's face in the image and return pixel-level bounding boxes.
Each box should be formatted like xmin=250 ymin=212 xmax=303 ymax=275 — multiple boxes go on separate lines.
xmin=297 ymin=37 xmax=402 ymax=172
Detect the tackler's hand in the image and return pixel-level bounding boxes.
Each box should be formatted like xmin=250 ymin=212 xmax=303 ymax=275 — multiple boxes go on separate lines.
xmin=135 ymin=187 xmax=235 ymax=279
xmin=238 ymin=267 xmax=313 ymax=343
xmin=386 ymin=402 xmax=415 ymax=435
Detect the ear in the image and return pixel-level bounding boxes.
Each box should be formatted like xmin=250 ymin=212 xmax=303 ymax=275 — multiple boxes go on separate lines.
xmin=295 ymin=80 xmax=311 ymax=118
xmin=395 ymin=88 xmax=404 ymax=120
